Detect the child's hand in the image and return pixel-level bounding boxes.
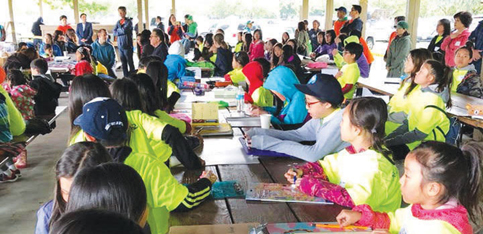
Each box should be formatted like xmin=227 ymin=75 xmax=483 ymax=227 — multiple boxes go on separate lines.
xmin=200 ymin=170 xmax=217 ymax=184
xmin=332 ymin=49 xmax=339 ymax=56
xmin=250 ymin=106 xmax=268 ymax=116
xmin=336 ymin=209 xmax=362 ymax=227
xmin=473 ymin=49 xmax=482 ymax=61
xmin=284 ymin=168 xmax=302 ymax=183
xmin=335 ymin=71 xmax=343 ymax=78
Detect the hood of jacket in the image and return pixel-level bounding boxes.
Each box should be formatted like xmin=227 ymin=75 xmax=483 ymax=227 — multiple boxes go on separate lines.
xmin=263 ymin=65 xmax=301 ymax=101
xmin=242 ymin=61 xmax=264 ymax=96
xmin=422 ymin=84 xmax=450 ymax=103
xmin=107 ymin=146 xmax=132 ymax=163
xmin=168 ymin=40 xmax=185 ymax=57
xmin=456 ymin=64 xmax=476 ymax=72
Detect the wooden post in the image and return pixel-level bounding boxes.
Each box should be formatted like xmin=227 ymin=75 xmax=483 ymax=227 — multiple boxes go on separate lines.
xmin=8 ymin=0 xmax=16 ymax=43
xmin=137 ymin=0 xmax=143 ymax=31
xmin=73 ymin=0 xmax=79 ymax=25
xmin=406 ymin=0 xmax=421 ymax=49
xmin=171 ymin=0 xmax=176 ymax=15
xmin=359 ymin=0 xmax=368 ymax=39
xmin=301 ymin=0 xmax=309 ymax=20
xmin=39 ymin=0 xmax=43 ymax=18
xmin=144 ymin=0 xmax=149 ymax=30
xmin=325 ymin=0 xmax=334 ymax=31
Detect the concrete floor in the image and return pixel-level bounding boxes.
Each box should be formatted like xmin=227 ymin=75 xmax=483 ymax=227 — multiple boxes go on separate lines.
xmin=0 ymin=93 xmax=70 ymax=233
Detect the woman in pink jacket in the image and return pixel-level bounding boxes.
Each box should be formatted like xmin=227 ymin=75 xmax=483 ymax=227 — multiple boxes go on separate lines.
xmin=249 ymin=29 xmax=265 ymax=61
xmin=441 ymin=11 xmax=472 ymax=67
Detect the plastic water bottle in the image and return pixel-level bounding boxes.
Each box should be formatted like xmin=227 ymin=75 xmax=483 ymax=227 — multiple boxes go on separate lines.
xmin=236 ymin=86 xmax=245 ymax=112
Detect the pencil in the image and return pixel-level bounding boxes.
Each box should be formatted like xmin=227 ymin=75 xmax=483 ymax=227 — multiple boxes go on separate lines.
xmin=312 ymin=223 xmax=369 ymax=230
xmin=238 ymin=127 xmax=246 ymax=136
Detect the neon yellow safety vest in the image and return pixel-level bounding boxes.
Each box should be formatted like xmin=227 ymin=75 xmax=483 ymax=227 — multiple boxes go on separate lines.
xmin=387 ymin=205 xmax=461 ymax=234
xmin=452 ymin=69 xmax=468 ymax=93
xmin=386 ymin=82 xmax=421 ymax=135
xmin=319 ymin=148 xmax=401 ymax=213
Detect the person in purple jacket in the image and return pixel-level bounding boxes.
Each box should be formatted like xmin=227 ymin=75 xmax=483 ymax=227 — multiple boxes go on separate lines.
xmin=311 ymin=30 xmax=338 ymax=60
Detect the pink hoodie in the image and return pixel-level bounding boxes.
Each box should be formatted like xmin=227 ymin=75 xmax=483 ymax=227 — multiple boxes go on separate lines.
xmin=441 ymin=29 xmax=470 ymax=67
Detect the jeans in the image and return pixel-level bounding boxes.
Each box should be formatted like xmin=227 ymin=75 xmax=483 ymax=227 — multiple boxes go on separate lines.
xmin=118 ymin=47 xmax=134 ymax=77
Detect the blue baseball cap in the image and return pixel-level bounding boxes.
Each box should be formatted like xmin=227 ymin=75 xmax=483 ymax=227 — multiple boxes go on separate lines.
xmin=335 ymin=6 xmax=347 ymax=13
xmin=74 ymin=97 xmax=128 ymax=141
xmin=295 ymin=74 xmax=344 ymax=106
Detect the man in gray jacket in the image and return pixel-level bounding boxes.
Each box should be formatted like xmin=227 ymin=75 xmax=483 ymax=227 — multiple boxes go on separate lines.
xmin=246 ymin=74 xmax=350 ymax=162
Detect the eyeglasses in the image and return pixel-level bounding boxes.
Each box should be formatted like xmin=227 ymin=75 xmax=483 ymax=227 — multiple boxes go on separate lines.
xmin=305 ymin=100 xmax=320 ymax=107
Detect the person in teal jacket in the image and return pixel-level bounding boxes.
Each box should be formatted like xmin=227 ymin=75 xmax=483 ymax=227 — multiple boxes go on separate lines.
xmin=252 ymin=65 xmax=309 ymax=126
xmin=164 ymin=40 xmax=186 ymax=81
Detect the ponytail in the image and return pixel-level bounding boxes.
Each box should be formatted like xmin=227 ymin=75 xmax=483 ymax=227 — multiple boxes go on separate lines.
xmin=460 ymin=141 xmax=482 ymax=223
xmin=424 ymin=59 xmax=453 ymax=108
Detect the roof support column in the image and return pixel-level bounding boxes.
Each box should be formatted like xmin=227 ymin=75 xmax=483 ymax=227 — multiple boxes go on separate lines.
xmin=8 ymin=0 xmax=16 ymax=43
xmin=325 ymin=0 xmax=334 ymax=30
xmin=407 ymin=0 xmax=421 ymax=49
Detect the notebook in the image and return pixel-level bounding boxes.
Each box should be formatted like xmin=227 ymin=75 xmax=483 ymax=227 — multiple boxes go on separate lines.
xmin=245 ymin=183 xmax=333 ymax=204
xmin=193 ymin=123 xmax=233 ymax=137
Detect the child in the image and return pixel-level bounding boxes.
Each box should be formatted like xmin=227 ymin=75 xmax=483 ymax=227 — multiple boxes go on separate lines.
xmin=270 ymin=43 xmax=283 ymax=68
xmin=213 ymin=33 xmax=233 ymax=76
xmin=242 ymin=61 xmax=271 ymax=106
xmin=65 ymin=163 xmax=148 ymax=228
xmin=233 ymin=32 xmax=243 ymax=53
xmin=193 ymin=35 xmax=204 ymax=61
xmin=73 ymin=46 xmax=93 ymax=76
xmin=386 ymin=49 xmax=433 ymax=135
xmin=332 ymin=36 xmax=370 ymax=78
xmin=164 ymin=40 xmax=187 ymax=82
xmin=311 ymin=30 xmax=337 ymax=59
xmin=50 ymin=209 xmax=144 ymax=234
xmin=337 ymin=141 xmax=482 ymax=234
xmin=285 ymin=97 xmax=401 ymax=212
xmin=385 ymin=60 xmax=452 ymax=159
xmin=247 ymin=74 xmax=349 ymax=162
xmin=42 ymin=44 xmax=54 ymax=60
xmin=251 ymin=65 xmax=308 ymax=127
xmin=5 ymin=70 xmax=36 ymax=120
xmin=35 ymin=142 xmax=112 ymax=234
xmin=453 ymin=42 xmax=483 ymax=98
xmin=109 ymin=79 xmax=204 ymax=169
xmin=145 ymin=60 xmax=180 ymax=112
xmin=264 ymin=38 xmax=277 ymax=62
xmin=73 ymin=98 xmax=216 ymax=234
xmin=225 ymin=51 xmax=249 ymax=85
xmin=30 ymin=58 xmax=62 ymax=123
xmin=334 ymin=42 xmax=363 ymax=100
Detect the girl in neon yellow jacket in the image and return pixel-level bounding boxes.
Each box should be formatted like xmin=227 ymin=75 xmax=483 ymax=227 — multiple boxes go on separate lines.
xmin=336 ymin=141 xmax=481 ymax=234
xmin=386 ymin=49 xmax=432 ymax=135
xmin=385 ymin=60 xmax=452 ymax=160
xmin=285 ymin=97 xmax=401 ymax=213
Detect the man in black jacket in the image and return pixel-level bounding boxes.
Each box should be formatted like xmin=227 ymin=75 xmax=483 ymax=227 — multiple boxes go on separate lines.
xmin=340 ymin=5 xmax=363 ymax=35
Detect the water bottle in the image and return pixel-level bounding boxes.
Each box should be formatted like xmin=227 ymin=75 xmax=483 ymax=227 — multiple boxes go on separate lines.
xmin=236 ymin=86 xmax=245 ymax=112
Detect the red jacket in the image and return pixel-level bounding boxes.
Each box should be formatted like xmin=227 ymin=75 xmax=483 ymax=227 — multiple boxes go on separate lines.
xmin=56 ymin=25 xmax=73 ymax=34
xmin=242 ymin=62 xmax=264 ymax=103
xmin=441 ymin=29 xmax=470 ymax=67
xmin=249 ymin=40 xmax=264 ymax=61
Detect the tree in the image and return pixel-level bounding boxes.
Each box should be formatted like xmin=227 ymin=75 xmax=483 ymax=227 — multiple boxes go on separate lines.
xmin=43 ymin=0 xmax=109 ymax=16
xmin=280 ymin=3 xmax=297 ymax=20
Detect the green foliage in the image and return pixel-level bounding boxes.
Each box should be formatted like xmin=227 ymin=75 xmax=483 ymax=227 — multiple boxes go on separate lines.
xmin=43 ymin=0 xmax=110 ymax=16
xmin=280 ymin=2 xmax=297 ymax=20
xmin=208 ymin=0 xmax=277 ymax=19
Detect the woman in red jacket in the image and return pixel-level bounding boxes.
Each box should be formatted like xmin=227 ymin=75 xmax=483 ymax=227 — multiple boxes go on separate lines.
xmin=249 ymin=29 xmax=264 ymax=61
xmin=441 ymin=11 xmax=472 ymax=67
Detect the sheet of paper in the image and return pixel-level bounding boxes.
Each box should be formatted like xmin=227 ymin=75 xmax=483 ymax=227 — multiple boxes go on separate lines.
xmin=192 ymin=102 xmax=219 ymax=121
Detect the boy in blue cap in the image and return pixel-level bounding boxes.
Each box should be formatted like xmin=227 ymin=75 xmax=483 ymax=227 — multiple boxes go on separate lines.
xmin=246 ymin=74 xmax=350 ymax=162
xmin=74 ymin=97 xmax=216 ymax=234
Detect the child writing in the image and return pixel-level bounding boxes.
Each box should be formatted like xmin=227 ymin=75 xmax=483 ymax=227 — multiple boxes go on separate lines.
xmin=5 ymin=70 xmax=36 ymax=121
xmin=337 ymin=141 xmax=482 ymax=234
xmin=453 ymin=42 xmax=483 ymax=98
xmin=333 ymin=42 xmax=363 ymax=100
xmin=225 ymin=51 xmax=249 ymax=85
xmin=385 ymin=60 xmax=452 ymax=159
xmin=285 ymin=97 xmax=401 ymax=212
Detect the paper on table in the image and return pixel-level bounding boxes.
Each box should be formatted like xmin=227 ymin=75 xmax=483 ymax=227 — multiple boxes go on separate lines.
xmin=192 ymin=102 xmax=219 ymax=122
xmin=321 ymin=68 xmax=339 ymax=76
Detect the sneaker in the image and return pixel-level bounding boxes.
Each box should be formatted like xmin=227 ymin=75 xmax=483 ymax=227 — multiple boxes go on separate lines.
xmin=0 ymin=173 xmax=18 ymax=183
xmin=10 ymin=169 xmax=21 ymax=178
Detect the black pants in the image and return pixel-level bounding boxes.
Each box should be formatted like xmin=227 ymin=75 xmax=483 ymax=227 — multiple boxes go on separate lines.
xmin=119 ymin=47 xmax=135 ymax=77
xmin=388 ymin=144 xmax=410 ymax=160
xmin=161 ymin=125 xmax=202 ymax=170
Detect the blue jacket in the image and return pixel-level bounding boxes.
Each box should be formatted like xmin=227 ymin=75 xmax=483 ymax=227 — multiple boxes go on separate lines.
xmin=91 ymin=40 xmax=116 ymax=69
xmin=34 ymin=199 xmax=53 ymax=234
xmin=113 ymin=18 xmax=133 ymax=49
xmin=76 ymin=22 xmax=93 ymax=44
xmin=165 ymin=54 xmax=186 ymax=81
xmin=263 ymin=66 xmax=308 ymax=125
xmin=39 ymin=43 xmax=62 ymax=57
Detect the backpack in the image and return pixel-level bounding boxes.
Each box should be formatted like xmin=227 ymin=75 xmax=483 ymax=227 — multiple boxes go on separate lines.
xmin=424 ymin=105 xmax=462 ymax=146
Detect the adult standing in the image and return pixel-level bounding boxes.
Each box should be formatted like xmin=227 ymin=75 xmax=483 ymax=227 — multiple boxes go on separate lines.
xmin=249 ymin=29 xmax=264 ymax=61
xmin=385 ymin=16 xmax=405 ymax=58
xmin=155 ymin=16 xmax=165 ymax=32
xmin=469 ymin=17 xmax=483 ymax=74
xmin=295 ymin=21 xmax=310 ymax=56
xmin=308 ymin=20 xmax=321 ymax=52
xmin=386 ymin=21 xmax=411 ymax=78
xmin=340 ymin=5 xmax=363 ymax=35
xmin=150 ymin=28 xmax=169 ymax=62
xmin=56 ymin=15 xmax=73 ymax=34
xmin=76 ymin=13 xmax=93 ymax=45
xmin=428 ymin=19 xmax=450 ymax=54
xmin=184 ymin=15 xmax=198 ymax=39
xmin=91 ymin=29 xmax=117 ymax=78
xmin=168 ymin=14 xmax=183 ymax=44
xmin=333 ymin=7 xmax=348 ymax=36
xmin=31 ymin=17 xmax=44 ymax=47
xmin=441 ymin=11 xmax=472 ymax=67
xmin=113 ymin=6 xmax=134 ymax=77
